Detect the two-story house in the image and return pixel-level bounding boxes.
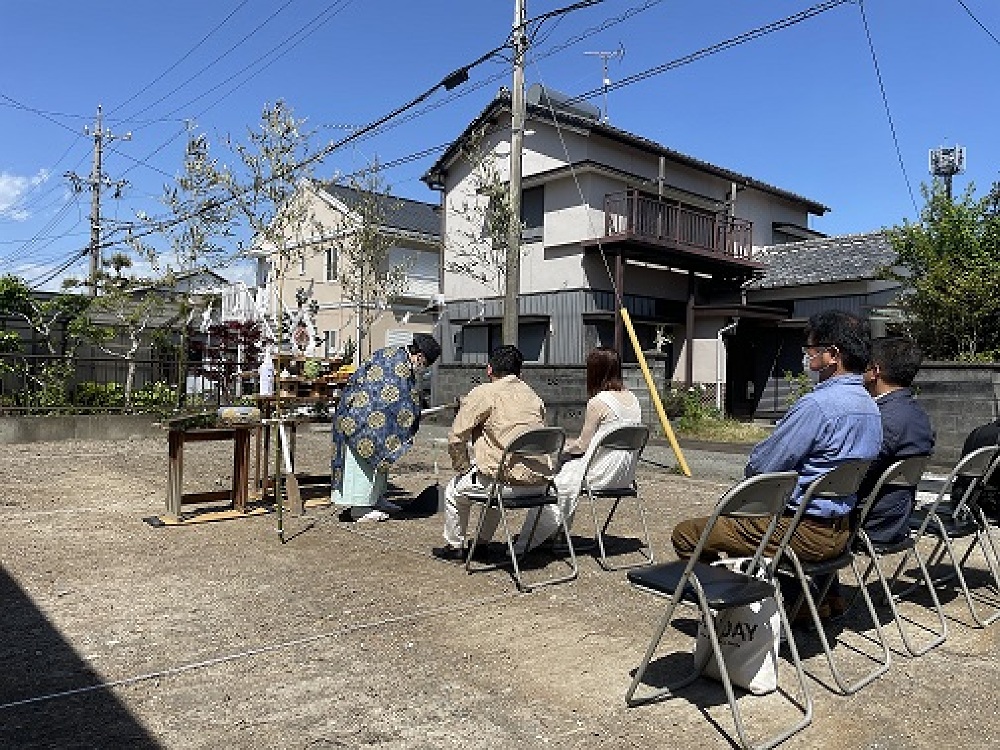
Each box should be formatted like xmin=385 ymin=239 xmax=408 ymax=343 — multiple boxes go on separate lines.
xmin=248 ymin=181 xmax=442 ymax=361
xmin=421 ymin=85 xmax=830 ymax=398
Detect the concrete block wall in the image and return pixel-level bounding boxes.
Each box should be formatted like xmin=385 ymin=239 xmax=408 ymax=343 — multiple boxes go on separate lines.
xmin=912 ymin=363 xmax=1000 ymax=467
xmin=433 ymin=360 xmax=670 ymax=435
xmin=0 ymin=414 xmax=162 ymax=444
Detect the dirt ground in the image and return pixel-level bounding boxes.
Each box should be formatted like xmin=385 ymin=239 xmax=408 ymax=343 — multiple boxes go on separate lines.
xmin=2 ymin=423 xmax=1000 ymax=750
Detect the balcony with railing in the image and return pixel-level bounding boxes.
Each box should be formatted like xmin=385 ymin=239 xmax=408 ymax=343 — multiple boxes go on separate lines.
xmin=587 ymin=190 xmax=760 ymax=274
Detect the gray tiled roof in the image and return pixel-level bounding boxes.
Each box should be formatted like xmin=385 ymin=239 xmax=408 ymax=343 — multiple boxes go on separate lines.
xmin=318 ymin=182 xmax=440 ymax=238
xmin=423 ymin=92 xmax=829 ymax=215
xmin=747 ymin=231 xmax=896 ymax=290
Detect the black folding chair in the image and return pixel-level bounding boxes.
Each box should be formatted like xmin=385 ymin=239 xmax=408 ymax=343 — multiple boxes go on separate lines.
xmin=891 ymin=445 xmax=1000 ymax=628
xmin=579 ymin=424 xmax=653 ymax=571
xmin=625 ymin=471 xmax=811 ymax=750
xmin=777 ymin=459 xmax=899 ymax=696
xmin=465 ymin=426 xmax=577 ymax=593
xmin=850 ymin=456 xmax=945 ymax=656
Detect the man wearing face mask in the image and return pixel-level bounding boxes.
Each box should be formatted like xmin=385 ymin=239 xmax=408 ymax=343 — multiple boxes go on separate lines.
xmin=672 ymin=310 xmax=882 ymax=567
xmin=854 ymin=337 xmax=935 ymax=543
xmin=331 ymin=333 xmax=441 ymax=522
xmin=810 ymin=336 xmax=936 ymax=616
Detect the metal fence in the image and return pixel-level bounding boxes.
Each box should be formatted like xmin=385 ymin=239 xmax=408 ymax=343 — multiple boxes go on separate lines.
xmin=0 ymin=352 xmax=260 ymax=414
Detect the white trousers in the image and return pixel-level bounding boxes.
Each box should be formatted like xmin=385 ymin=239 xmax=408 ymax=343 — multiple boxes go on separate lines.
xmin=442 ymin=469 xmax=544 ymax=548
xmin=514 ymin=458 xmax=584 ymax=554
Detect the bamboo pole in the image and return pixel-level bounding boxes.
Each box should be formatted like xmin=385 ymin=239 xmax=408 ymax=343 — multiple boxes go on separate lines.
xmin=620 ymin=307 xmax=691 ymax=477
xmin=274 ymin=279 xmax=285 ymax=543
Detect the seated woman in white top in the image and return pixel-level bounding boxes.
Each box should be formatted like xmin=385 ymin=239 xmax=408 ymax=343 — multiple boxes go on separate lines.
xmin=515 ymin=347 xmax=642 ymax=554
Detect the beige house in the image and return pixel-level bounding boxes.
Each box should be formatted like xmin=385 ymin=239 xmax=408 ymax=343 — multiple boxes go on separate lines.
xmin=248 ymin=181 xmax=442 ymax=361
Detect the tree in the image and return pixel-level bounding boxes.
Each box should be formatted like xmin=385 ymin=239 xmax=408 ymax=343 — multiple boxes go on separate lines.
xmin=83 ymin=253 xmax=170 ymax=406
xmin=152 ymin=124 xmax=237 ymax=406
xmin=443 ymin=124 xmax=512 ymax=296
xmin=187 ymin=319 xmax=263 ymax=405
xmin=0 ymin=275 xmax=91 ymax=356
xmin=211 ymin=100 xmax=325 ymax=356
xmin=886 ymin=180 xmax=1000 ymax=361
xmin=0 ymin=275 xmax=92 ymax=404
xmin=332 ymin=161 xmax=409 ymax=359
xmin=203 ymin=100 xmax=326 ymax=540
xmin=158 ymin=125 xmax=236 ymax=276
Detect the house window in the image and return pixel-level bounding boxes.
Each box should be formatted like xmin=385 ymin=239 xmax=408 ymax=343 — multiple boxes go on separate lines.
xmin=385 ymin=329 xmax=414 ymax=348
xmin=386 ymin=246 xmax=440 ymax=298
xmin=521 ymin=185 xmax=544 ymax=243
xmin=324 ymin=330 xmax=336 ymax=357
xmin=298 ymin=251 xmax=306 ymax=276
xmin=325 ymin=246 xmax=337 ymax=281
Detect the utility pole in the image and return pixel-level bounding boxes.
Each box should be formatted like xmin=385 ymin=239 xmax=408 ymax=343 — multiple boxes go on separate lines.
xmin=503 ymin=0 xmax=527 ymax=346
xmin=66 ymin=105 xmax=130 ymax=296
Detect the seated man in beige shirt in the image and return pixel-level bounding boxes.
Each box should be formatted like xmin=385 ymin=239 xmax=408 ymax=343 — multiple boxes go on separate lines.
xmin=432 ymin=345 xmax=552 ymax=561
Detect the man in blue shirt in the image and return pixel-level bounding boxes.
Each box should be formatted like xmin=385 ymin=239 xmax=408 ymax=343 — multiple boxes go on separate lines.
xmin=672 ymin=310 xmax=882 ymax=564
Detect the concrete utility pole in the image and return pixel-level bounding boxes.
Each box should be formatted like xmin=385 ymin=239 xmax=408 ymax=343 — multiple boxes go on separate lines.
xmin=503 ymin=0 xmax=527 ymax=345
xmin=66 ymin=105 xmax=130 ymax=296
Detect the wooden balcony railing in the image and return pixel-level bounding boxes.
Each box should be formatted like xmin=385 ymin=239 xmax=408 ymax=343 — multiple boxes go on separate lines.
xmin=603 ymin=190 xmax=753 ymax=261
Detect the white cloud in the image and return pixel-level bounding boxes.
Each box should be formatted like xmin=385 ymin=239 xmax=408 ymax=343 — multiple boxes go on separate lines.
xmin=0 ymin=169 xmax=50 ymax=220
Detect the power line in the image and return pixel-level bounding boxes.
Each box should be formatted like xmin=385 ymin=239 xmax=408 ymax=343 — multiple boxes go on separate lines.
xmin=0 ymin=231 xmax=89 ymax=246
xmin=24 ymin=248 xmax=89 ymax=290
xmin=79 ymin=2 xmax=775 ymax=245
xmin=955 ymin=0 xmax=1000 ymax=47
xmin=558 ymin=0 xmax=852 ymax=107
xmin=310 ymin=1 xmax=655 ymax=152
xmin=113 ymin=1 xmax=357 ymax=186
xmin=107 ymin=0 xmax=254 ymax=119
xmin=117 ymin=0 xmax=299 ymax=126
xmin=16 ymin=0 xmax=859 ymax=272
xmin=0 ymin=141 xmax=81 ymax=220
xmin=858 ymin=0 xmax=919 ymax=215
xmin=0 ymin=196 xmax=81 ymax=265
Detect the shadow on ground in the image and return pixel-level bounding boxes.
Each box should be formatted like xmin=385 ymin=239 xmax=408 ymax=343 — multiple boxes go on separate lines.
xmin=0 ymin=568 xmax=161 ymax=748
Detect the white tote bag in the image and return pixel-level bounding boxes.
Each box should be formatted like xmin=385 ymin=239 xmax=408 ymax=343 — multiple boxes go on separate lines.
xmin=691 ymin=558 xmax=781 ymax=695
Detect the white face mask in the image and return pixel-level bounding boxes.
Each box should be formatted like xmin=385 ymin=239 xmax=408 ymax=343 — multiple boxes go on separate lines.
xmin=801 ymin=353 xmax=821 ymax=381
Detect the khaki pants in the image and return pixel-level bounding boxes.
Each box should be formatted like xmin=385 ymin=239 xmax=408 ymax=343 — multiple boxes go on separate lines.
xmin=671 ymin=514 xmax=850 ymax=563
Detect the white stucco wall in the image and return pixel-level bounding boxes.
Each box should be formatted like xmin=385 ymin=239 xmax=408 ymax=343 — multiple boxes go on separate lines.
xmin=737 ymin=189 xmax=813 ymax=249
xmin=668 ymin=315 xmax=735 ymax=386
xmin=439 ymin=108 xmax=819 ymax=303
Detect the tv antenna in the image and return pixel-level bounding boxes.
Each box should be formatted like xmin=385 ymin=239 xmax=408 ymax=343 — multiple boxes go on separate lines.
xmin=584 ymin=43 xmax=625 ymax=123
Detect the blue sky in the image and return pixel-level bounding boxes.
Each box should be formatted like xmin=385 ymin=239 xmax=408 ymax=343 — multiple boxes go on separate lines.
xmin=2 ymin=0 xmax=998 ymax=290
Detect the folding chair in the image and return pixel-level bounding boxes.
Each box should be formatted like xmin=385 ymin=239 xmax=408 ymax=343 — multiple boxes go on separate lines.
xmin=579 ymin=424 xmax=653 ymax=571
xmin=850 ymin=455 xmax=946 ymax=656
xmin=625 ymin=471 xmax=812 ymax=750
xmin=465 ymin=426 xmax=578 ymax=593
xmin=777 ymin=458 xmax=891 ymax=696
xmin=891 ymin=445 xmax=1000 ymax=628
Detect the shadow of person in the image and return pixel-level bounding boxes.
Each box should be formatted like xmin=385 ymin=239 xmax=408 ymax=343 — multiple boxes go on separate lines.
xmin=0 ymin=569 xmax=162 ymax=748
xmin=396 ymin=482 xmax=442 ymax=518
